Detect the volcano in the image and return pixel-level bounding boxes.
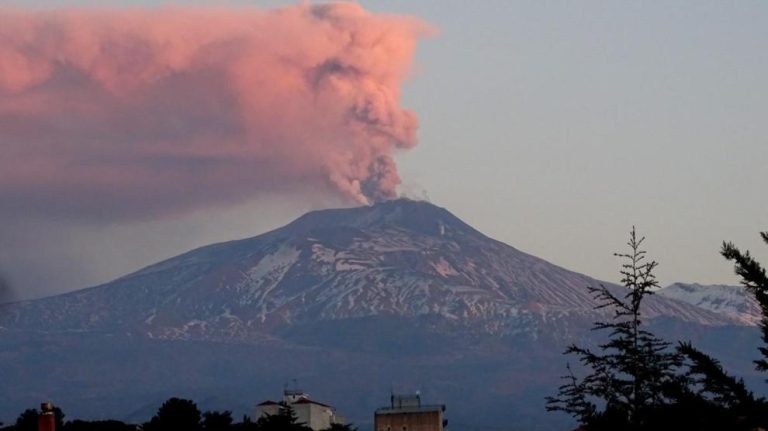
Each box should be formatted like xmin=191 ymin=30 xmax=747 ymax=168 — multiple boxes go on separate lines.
xmin=0 ymin=199 xmax=737 ymax=338
xmin=0 ymin=199 xmax=760 ymax=430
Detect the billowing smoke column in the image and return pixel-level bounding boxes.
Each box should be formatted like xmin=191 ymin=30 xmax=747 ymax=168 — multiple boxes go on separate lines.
xmin=0 ymin=4 xmax=431 ymax=220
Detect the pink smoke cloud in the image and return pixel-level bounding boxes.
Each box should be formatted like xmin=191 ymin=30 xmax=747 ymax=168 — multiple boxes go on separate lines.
xmin=0 ymin=3 xmax=432 ymax=220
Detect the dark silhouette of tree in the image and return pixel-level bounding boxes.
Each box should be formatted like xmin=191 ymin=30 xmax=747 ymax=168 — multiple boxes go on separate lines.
xmin=254 ymin=404 xmax=310 ymax=431
xmin=320 ymin=423 xmax=358 ymax=431
xmin=673 ymin=230 xmax=768 ymax=429
xmin=722 ymin=232 xmax=768 ymax=373
xmin=202 ymin=410 xmax=233 ymax=431
xmin=52 ymin=407 xmax=65 ymax=431
xmin=545 ymin=228 xmax=768 ymax=430
xmin=0 ymin=403 xmax=351 ymax=431
xmin=144 ymin=398 xmax=202 ymax=431
xmin=546 ymin=228 xmax=682 ymax=429
xmin=642 ymin=341 xmax=768 ymax=431
xmin=231 ymin=415 xmax=258 ymax=431
xmin=12 ymin=409 xmax=38 ymax=431
xmin=63 ymin=419 xmax=135 ymax=431
xmin=677 ymin=342 xmax=756 ymax=408
xmin=10 ymin=406 xmax=65 ymax=431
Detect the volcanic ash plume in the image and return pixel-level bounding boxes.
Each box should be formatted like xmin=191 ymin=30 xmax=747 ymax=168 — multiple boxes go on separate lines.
xmin=0 ymin=4 xmax=432 ymax=220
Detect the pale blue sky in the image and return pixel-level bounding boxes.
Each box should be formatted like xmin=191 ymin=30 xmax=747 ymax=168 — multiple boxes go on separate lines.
xmin=5 ymin=0 xmax=768 ymax=299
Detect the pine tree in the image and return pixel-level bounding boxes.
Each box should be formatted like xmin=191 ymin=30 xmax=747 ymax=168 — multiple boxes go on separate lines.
xmin=202 ymin=410 xmax=233 ymax=431
xmin=546 ymin=228 xmax=681 ymax=429
xmin=721 ymin=232 xmax=768 ymax=373
xmin=677 ymin=342 xmax=755 ymax=409
xmin=143 ymin=398 xmax=202 ymax=431
xmin=11 ymin=406 xmax=65 ymax=431
xmin=254 ymin=404 xmax=310 ymax=431
xmin=13 ymin=409 xmax=39 ymax=431
xmin=648 ymin=341 xmax=768 ymax=431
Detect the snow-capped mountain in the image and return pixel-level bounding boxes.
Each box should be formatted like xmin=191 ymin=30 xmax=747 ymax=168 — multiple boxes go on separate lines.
xmin=0 ymin=199 xmax=737 ymax=340
xmin=0 ymin=199 xmax=762 ymax=431
xmin=658 ymin=283 xmax=761 ymax=326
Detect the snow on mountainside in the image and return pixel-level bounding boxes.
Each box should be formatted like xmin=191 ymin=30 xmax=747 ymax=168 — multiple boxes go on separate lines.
xmin=0 ymin=199 xmax=740 ymax=340
xmin=658 ymin=283 xmax=761 ymax=326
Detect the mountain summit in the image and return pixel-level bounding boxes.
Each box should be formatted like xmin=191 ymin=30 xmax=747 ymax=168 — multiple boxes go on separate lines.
xmin=284 ymin=198 xmax=478 ymax=236
xmin=0 ymin=199 xmax=737 ymax=340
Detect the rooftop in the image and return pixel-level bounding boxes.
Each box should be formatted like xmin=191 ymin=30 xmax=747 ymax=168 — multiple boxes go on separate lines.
xmin=375 ymin=405 xmax=445 ymax=415
xmin=294 ymin=398 xmax=333 ymax=408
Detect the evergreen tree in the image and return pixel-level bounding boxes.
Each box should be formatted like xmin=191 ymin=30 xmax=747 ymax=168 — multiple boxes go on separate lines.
xmin=677 ymin=342 xmax=756 ymax=409
xmin=231 ymin=415 xmax=258 ymax=431
xmin=254 ymin=404 xmax=310 ymax=431
xmin=546 ymin=228 xmax=681 ymax=429
xmin=12 ymin=409 xmax=39 ymax=431
xmin=63 ymin=419 xmax=135 ymax=431
xmin=11 ymin=406 xmax=65 ymax=431
xmin=721 ymin=232 xmax=768 ymax=373
xmin=144 ymin=398 xmax=202 ymax=431
xmin=640 ymin=341 xmax=768 ymax=431
xmin=202 ymin=410 xmax=233 ymax=431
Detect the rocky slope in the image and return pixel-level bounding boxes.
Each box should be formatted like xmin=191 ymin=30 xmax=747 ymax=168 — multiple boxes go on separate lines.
xmin=0 ymin=199 xmax=738 ymax=340
xmin=0 ymin=199 xmax=761 ymax=430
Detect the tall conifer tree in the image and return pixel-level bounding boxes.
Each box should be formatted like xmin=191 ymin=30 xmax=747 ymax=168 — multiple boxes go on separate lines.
xmin=546 ymin=228 xmax=681 ymax=429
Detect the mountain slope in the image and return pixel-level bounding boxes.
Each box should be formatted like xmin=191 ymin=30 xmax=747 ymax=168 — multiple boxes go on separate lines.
xmin=0 ymin=199 xmax=737 ymax=340
xmin=0 ymin=199 xmax=763 ymax=431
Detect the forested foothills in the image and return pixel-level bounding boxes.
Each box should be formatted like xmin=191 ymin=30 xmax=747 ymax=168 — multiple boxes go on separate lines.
xmin=0 ymin=398 xmax=356 ymax=431
xmin=547 ymin=229 xmax=768 ymax=430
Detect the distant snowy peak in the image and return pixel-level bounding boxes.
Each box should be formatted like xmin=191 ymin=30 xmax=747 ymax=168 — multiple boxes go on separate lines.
xmin=658 ymin=283 xmax=761 ymax=326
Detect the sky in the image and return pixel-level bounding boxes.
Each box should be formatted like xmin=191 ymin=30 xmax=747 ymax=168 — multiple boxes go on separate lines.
xmin=2 ymin=0 xmax=767 ymax=301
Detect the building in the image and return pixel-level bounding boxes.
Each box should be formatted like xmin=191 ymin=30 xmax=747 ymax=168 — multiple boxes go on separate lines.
xmin=374 ymin=394 xmax=446 ymax=431
xmin=255 ymin=389 xmax=345 ymax=431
